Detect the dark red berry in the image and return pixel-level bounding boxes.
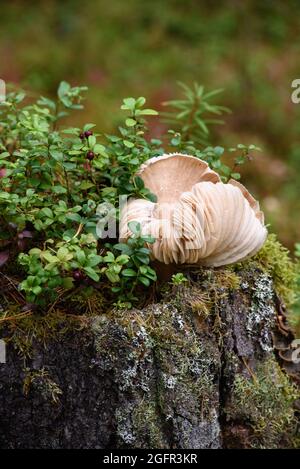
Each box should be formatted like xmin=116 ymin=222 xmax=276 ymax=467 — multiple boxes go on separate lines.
xmin=79 ymin=132 xmax=85 ymax=140
xmin=73 ymin=270 xmax=83 ymax=281
xmin=86 ymin=151 xmax=95 ymax=161
xmin=84 ymin=130 xmax=93 ymax=138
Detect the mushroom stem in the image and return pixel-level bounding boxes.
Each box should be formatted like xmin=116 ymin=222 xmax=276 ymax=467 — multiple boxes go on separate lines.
xmin=151 ymin=261 xmax=176 ymax=282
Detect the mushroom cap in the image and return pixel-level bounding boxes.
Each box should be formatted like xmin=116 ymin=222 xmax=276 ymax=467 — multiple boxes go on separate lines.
xmin=120 ymin=154 xmax=267 ymax=267
xmin=228 ymin=178 xmax=265 ymax=223
xmin=138 ymin=153 xmax=220 ymax=203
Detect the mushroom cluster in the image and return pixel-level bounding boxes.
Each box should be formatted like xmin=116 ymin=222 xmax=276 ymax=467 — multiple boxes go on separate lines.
xmin=119 ymin=154 xmax=267 ymax=267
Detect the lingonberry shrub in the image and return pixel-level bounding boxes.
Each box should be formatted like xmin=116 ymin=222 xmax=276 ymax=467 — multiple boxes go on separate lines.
xmin=0 ymin=81 xmax=258 ymax=309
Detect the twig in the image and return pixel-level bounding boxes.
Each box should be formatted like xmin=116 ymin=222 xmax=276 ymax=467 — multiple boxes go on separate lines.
xmin=241 ymin=356 xmax=258 ymax=384
xmin=0 ymin=311 xmax=33 ymax=322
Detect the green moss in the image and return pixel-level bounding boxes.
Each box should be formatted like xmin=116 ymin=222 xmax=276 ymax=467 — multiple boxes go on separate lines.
xmin=214 ymin=268 xmax=241 ymax=291
xmin=132 ymin=399 xmax=167 ymax=448
xmin=229 ymin=357 xmax=300 ymax=448
xmin=164 ymin=267 xmax=240 ymax=320
xmin=247 ymin=234 xmax=297 ymax=308
xmin=92 ymin=302 xmax=220 ymax=447
xmin=63 ymin=288 xmax=111 ymax=315
xmin=95 ymin=304 xmax=217 ymax=403
xmin=1 ymin=310 xmax=88 ymax=358
xmin=23 ymin=367 xmax=62 ymax=404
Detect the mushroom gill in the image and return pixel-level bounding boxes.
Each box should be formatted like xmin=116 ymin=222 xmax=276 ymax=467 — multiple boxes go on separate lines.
xmin=119 ymin=153 xmax=267 ymax=267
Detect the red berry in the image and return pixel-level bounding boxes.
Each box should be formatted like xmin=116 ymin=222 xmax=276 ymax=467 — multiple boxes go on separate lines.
xmin=79 ymin=132 xmax=85 ymax=140
xmin=84 ymin=130 xmax=93 ymax=138
xmin=86 ymin=151 xmax=95 ymax=161
xmin=73 ymin=270 xmax=83 ymax=281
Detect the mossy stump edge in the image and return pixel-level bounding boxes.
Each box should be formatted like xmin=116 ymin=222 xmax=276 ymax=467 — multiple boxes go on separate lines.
xmin=0 ymin=266 xmax=299 ymax=449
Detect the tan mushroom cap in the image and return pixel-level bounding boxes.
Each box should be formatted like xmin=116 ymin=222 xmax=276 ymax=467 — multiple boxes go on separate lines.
xmin=119 ymin=153 xmax=267 ymax=267
xmin=138 ymin=153 xmax=220 ymax=203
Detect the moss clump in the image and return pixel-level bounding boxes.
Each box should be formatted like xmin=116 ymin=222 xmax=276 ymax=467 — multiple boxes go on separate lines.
xmin=0 ymin=273 xmax=110 ymax=358
xmin=94 ymin=303 xmax=218 ymax=406
xmin=132 ymin=399 xmax=167 ymax=448
xmin=164 ymin=267 xmax=240 ymax=320
xmin=92 ymin=302 xmax=220 ymax=448
xmin=1 ymin=310 xmax=88 ymax=358
xmin=62 ymin=288 xmax=111 ymax=316
xmin=250 ymin=234 xmax=298 ymax=308
xmin=229 ymin=357 xmax=300 ymax=448
xmin=23 ymin=367 xmax=62 ymax=404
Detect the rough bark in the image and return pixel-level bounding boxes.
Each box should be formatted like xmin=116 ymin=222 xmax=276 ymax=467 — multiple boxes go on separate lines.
xmin=0 ymin=267 xmax=299 ymax=449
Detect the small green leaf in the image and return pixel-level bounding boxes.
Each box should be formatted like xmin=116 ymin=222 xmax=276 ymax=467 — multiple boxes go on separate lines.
xmin=42 ymin=251 xmax=58 ymax=263
xmin=105 ymin=270 xmax=120 ymax=283
xmin=134 ymin=176 xmax=144 ymax=190
xmin=49 ymin=149 xmax=63 ymax=161
xmin=142 ymin=235 xmax=155 ymax=244
xmin=78 ymin=181 xmax=95 ymax=190
xmin=136 ymin=97 xmax=146 ymax=107
xmin=88 ymin=255 xmax=103 ymax=267
xmin=114 ymin=244 xmax=132 ymax=255
xmin=76 ymin=250 xmax=86 ymax=265
xmin=93 ymin=144 xmax=107 ymax=155
xmin=57 ymin=247 xmax=73 ymax=262
xmin=116 ymin=254 xmax=129 ymax=265
xmin=144 ymin=268 xmax=157 ymax=280
xmin=138 ymin=276 xmax=150 ymax=287
xmin=88 ymin=135 xmax=96 ymax=147
xmin=52 ymin=185 xmax=67 ymax=194
xmin=83 ymin=123 xmax=96 ymax=132
xmin=40 ymin=207 xmax=53 ymax=218
xmin=235 ymin=156 xmax=246 ymax=165
xmin=231 ymin=172 xmax=241 ymax=180
xmin=122 ymin=268 xmax=137 ymax=277
xmin=121 ymin=97 xmax=136 ymax=111
xmin=126 ymin=118 xmax=137 ymax=127
xmin=128 ymin=221 xmax=141 ymax=234
xmin=58 ymin=81 xmax=70 ymax=96
xmin=62 ymin=277 xmax=74 ymax=289
xmin=29 ymin=248 xmax=42 ymax=256
xmin=138 ymin=109 xmax=158 ymax=116
xmin=135 ymin=254 xmax=149 ymax=264
xmin=103 ymin=251 xmax=115 ymax=263
xmin=123 ymin=140 xmax=134 ymax=148
xmin=84 ymin=267 xmax=100 ymax=282
xmin=213 ymin=146 xmax=224 ymax=156
xmin=32 ymin=286 xmax=42 ymax=295
xmin=66 ymin=213 xmax=81 ymax=223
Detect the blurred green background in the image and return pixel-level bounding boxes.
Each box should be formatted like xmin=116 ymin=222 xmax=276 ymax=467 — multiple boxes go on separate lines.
xmin=1 ymin=0 xmax=299 ymax=250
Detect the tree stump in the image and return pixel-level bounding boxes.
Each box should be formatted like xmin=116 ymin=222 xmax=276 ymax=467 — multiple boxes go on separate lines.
xmin=0 ymin=266 xmax=299 ymax=449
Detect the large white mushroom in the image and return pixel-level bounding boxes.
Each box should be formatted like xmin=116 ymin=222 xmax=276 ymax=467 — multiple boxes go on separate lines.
xmin=119 ymin=153 xmax=267 ymax=267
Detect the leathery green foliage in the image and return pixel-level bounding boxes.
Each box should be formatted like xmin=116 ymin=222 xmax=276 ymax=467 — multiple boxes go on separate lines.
xmin=2 ymin=232 xmax=299 ymax=356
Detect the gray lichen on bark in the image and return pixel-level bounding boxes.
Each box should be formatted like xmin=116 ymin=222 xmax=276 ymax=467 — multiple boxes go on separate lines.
xmin=0 ymin=266 xmax=299 ymax=449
